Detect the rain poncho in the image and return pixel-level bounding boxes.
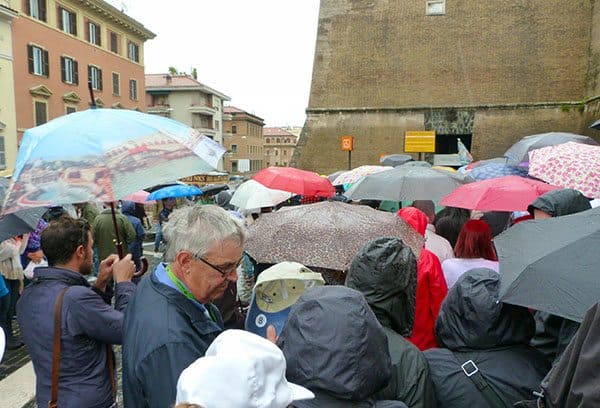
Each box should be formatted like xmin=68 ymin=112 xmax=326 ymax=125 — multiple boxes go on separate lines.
xmin=278 ymin=286 xmax=407 ymax=408
xmin=397 ymin=208 xmax=448 ymax=350
xmin=347 ymin=237 xmax=436 ymax=408
xmin=424 ymin=268 xmax=550 ymax=407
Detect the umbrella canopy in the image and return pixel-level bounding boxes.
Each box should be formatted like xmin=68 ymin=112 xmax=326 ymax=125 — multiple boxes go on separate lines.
xmin=122 ymin=190 xmax=153 ymax=204
xmin=147 ymin=184 xmax=203 ymax=201
xmin=245 ymin=201 xmax=423 ymax=271
xmin=230 ymin=179 xmax=292 ymax=210
xmin=253 ymin=167 xmax=335 ymax=197
xmin=2 ymin=108 xmax=225 ymax=214
xmin=199 ymin=184 xmax=229 ymax=196
xmin=0 ymin=177 xmax=47 ymax=242
xmin=528 ymin=142 xmax=600 ymax=198
xmin=440 ymin=175 xmax=559 ymax=212
xmin=504 ymin=132 xmax=599 ymax=164
xmin=496 ymin=206 xmax=600 ymax=322
xmin=344 ymin=166 xmax=472 ymax=202
xmin=468 ymin=162 xmax=529 ymax=180
xmin=332 ymin=165 xmax=392 ymax=186
xmin=380 ymin=154 xmax=413 ymax=167
xmin=327 ymin=170 xmax=345 ymax=183
xmin=590 ymin=119 xmax=600 ymax=130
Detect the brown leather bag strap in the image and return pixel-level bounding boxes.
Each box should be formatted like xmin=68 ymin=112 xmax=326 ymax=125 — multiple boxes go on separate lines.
xmin=107 ymin=344 xmax=117 ymax=407
xmin=49 ymin=287 xmax=69 ymax=408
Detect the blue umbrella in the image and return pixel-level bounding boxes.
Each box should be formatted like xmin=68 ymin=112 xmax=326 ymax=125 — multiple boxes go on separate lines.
xmin=3 ymin=108 xmax=225 ymax=214
xmin=147 ymin=185 xmax=203 ymax=201
xmin=469 ymin=162 xmax=528 ymax=181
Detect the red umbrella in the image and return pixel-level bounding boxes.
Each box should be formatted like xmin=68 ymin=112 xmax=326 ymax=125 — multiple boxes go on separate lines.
xmin=440 ymin=176 xmax=560 ymax=211
xmin=253 ymin=167 xmax=335 ymax=197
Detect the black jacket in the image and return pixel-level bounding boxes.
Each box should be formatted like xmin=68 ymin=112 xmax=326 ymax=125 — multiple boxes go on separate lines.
xmin=424 ymin=268 xmax=550 ymax=407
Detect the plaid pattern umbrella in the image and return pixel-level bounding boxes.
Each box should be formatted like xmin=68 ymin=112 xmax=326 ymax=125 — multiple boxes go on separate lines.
xmin=529 ymin=142 xmax=600 ymax=198
xmin=332 ymin=165 xmax=393 ymax=185
xmin=468 ymin=162 xmax=529 ymax=181
xmin=245 ymin=201 xmax=423 ymax=271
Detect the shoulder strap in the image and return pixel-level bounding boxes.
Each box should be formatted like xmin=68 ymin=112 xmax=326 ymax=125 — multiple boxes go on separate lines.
xmin=451 ymin=351 xmax=507 ymax=408
xmin=49 ymin=287 xmax=69 ymax=408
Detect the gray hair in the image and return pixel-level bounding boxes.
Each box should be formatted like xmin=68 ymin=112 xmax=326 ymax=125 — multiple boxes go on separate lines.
xmin=162 ymin=205 xmax=246 ymax=262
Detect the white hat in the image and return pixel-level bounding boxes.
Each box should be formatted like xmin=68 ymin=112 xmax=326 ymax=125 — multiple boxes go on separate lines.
xmin=176 ymin=329 xmax=314 ymax=408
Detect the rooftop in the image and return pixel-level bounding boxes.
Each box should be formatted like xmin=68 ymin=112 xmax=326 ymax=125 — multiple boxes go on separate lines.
xmin=145 ymin=74 xmax=230 ymax=100
xmin=263 ymin=127 xmax=297 ymax=137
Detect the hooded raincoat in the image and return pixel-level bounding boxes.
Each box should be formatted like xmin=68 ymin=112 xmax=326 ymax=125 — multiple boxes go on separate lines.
xmin=347 ymin=237 xmax=436 ymax=408
xmin=424 ymin=268 xmax=550 ymax=407
xmin=397 ymin=208 xmax=448 ymax=350
xmin=527 ymin=188 xmax=592 ymax=364
xmin=278 ymin=286 xmax=407 ymax=408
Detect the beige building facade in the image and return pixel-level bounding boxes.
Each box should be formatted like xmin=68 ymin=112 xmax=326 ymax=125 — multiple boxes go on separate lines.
xmin=263 ymin=127 xmax=297 ymax=167
xmin=11 ymin=0 xmax=155 ymax=149
xmin=222 ymin=106 xmax=265 ymax=174
xmin=0 ymin=4 xmax=18 ymax=176
xmin=295 ymin=0 xmax=600 ymax=174
xmin=145 ymin=73 xmax=229 ymax=171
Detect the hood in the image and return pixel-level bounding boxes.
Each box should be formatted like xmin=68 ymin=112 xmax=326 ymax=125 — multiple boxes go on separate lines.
xmin=435 ymin=268 xmax=535 ymax=350
xmin=121 ymin=200 xmax=136 ymax=216
xmin=278 ymin=286 xmax=392 ymax=401
xmin=216 ymin=191 xmax=233 ymax=209
xmin=346 ymin=237 xmax=417 ymax=337
xmin=397 ymin=207 xmax=427 ymax=237
xmin=528 ymin=189 xmax=591 ymax=217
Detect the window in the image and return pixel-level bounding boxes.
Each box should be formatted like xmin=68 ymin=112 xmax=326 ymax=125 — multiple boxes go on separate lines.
xmin=277 ymin=138 xmax=281 ymax=143
xmin=87 ymin=20 xmax=101 ymax=46
xmin=88 ymin=65 xmax=102 ymax=91
xmin=275 ymin=150 xmax=279 ymax=156
xmin=66 ymin=106 xmax=77 ymax=114
xmin=60 ymin=56 xmax=78 ymax=84
xmin=283 ymin=150 xmax=287 ymax=156
xmin=27 ymin=45 xmax=49 ymax=76
xmin=426 ymin=0 xmax=445 ymax=15
xmin=231 ymin=144 xmax=237 ymax=153
xmin=266 ymin=138 xmax=270 ymax=143
xmin=58 ymin=6 xmax=77 ymax=35
xmin=109 ymin=31 xmax=119 ymax=54
xmin=129 ymin=79 xmax=138 ymax=100
xmin=215 ymin=120 xmax=220 ymax=131
xmin=26 ymin=0 xmax=47 ymax=21
xmin=231 ymin=161 xmax=238 ymax=173
xmin=128 ymin=41 xmax=139 ymax=62
xmin=112 ymin=73 xmax=120 ymax=96
xmin=34 ymin=101 xmax=47 ymax=126
xmin=232 ymin=125 xmax=237 ymax=134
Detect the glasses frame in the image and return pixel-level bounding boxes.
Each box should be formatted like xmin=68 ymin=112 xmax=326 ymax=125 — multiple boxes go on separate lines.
xmin=194 ymin=254 xmax=243 ymax=277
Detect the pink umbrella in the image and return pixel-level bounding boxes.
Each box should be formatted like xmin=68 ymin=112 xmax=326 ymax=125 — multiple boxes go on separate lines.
xmin=122 ymin=190 xmax=155 ymax=204
xmin=253 ymin=167 xmax=335 ymax=197
xmin=440 ymin=176 xmax=560 ymax=211
xmin=529 ymin=142 xmax=600 ymax=198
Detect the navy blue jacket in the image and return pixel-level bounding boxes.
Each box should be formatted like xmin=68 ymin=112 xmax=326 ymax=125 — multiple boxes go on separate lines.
xmin=16 ymin=267 xmax=136 ymax=408
xmin=121 ymin=201 xmax=146 ymax=269
xmin=122 ymin=269 xmax=223 ymax=408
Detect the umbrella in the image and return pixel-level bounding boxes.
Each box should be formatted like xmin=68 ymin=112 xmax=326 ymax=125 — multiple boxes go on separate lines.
xmin=468 ymin=162 xmax=529 ymax=181
xmin=245 ymin=201 xmax=423 ymax=271
xmin=0 ymin=178 xmax=47 ymax=242
xmin=147 ymin=184 xmax=203 ymax=201
xmin=495 ymin=206 xmax=600 ymax=322
xmin=344 ymin=166 xmax=472 ymax=202
xmin=504 ymin=132 xmax=599 ymax=164
xmin=380 ymin=154 xmax=413 ymax=167
xmin=590 ymin=119 xmax=600 ymax=130
xmin=440 ymin=175 xmax=559 ymax=212
xmin=332 ymin=165 xmax=392 ymax=186
xmin=230 ymin=179 xmax=292 ymax=210
xmin=199 ymin=184 xmax=229 ymax=196
xmin=122 ymin=190 xmax=153 ymax=204
xmin=528 ymin=142 xmax=600 ymax=198
xmin=2 ymin=108 xmax=225 ymax=214
xmin=253 ymin=167 xmax=335 ymax=197
xmin=327 ymin=170 xmax=345 ymax=183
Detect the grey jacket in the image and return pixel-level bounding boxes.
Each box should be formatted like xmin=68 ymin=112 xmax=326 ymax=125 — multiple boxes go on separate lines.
xmin=16 ymin=267 xmax=135 ymax=408
xmin=122 ymin=269 xmax=223 ymax=408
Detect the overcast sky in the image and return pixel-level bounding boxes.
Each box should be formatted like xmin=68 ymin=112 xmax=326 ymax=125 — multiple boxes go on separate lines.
xmin=115 ymin=0 xmax=321 ymax=127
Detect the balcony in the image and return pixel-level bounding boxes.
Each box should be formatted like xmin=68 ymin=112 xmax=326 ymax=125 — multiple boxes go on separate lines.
xmin=147 ymin=104 xmax=172 ymax=114
xmin=188 ymin=103 xmax=216 ymax=115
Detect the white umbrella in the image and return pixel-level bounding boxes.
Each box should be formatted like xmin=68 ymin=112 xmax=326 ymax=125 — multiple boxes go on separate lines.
xmin=231 ymin=179 xmax=292 ymax=210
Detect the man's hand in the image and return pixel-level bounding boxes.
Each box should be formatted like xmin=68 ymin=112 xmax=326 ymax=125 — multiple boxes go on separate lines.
xmin=112 ymin=254 xmax=135 ymax=283
xmin=95 ymin=254 xmax=119 ymax=291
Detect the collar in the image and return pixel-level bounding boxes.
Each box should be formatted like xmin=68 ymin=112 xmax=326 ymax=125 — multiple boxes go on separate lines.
xmin=154 ymin=262 xmax=210 ymax=315
xmin=33 ymin=266 xmax=91 ymax=287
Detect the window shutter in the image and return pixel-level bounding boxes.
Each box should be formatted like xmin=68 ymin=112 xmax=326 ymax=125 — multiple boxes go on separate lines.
xmin=96 ymin=25 xmax=101 ymax=46
xmin=98 ymin=69 xmax=103 ymax=90
xmin=88 ymin=65 xmax=92 ymax=85
xmin=60 ymin=56 xmax=66 ymax=82
xmin=42 ymin=49 xmax=49 ymax=77
xmin=70 ymin=12 xmax=77 ymax=36
xmin=85 ymin=19 xmax=90 ymax=42
xmin=73 ymin=60 xmax=79 ymax=85
xmin=27 ymin=45 xmax=34 ymax=74
xmin=40 ymin=0 xmax=46 ymax=21
xmin=57 ymin=6 xmax=62 ymax=29
xmin=24 ymin=0 xmax=30 ymax=15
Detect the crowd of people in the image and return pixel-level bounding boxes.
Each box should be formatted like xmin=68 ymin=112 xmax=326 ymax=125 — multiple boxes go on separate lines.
xmin=0 ymin=185 xmax=598 ymax=408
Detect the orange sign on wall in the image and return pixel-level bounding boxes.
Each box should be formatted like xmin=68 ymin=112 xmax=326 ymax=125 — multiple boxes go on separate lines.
xmin=341 ymin=136 xmax=354 ymax=151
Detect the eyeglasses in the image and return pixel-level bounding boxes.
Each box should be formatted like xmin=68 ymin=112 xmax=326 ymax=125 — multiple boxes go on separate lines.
xmin=194 ymin=254 xmax=243 ymax=277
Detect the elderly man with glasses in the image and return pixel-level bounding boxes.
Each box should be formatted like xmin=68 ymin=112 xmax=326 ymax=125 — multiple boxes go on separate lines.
xmin=122 ymin=205 xmax=246 ymax=408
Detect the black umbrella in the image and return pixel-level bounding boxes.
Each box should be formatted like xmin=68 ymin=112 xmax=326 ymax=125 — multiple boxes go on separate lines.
xmin=590 ymin=119 xmax=600 ymax=130
xmin=495 ymin=207 xmax=600 ymax=322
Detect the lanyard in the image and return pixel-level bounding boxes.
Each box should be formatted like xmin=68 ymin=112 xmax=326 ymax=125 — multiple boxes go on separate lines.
xmin=165 ymin=264 xmax=215 ymax=322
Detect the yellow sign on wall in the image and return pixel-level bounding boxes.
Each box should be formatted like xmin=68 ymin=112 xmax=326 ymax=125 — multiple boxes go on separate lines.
xmin=404 ymin=131 xmax=436 ymax=153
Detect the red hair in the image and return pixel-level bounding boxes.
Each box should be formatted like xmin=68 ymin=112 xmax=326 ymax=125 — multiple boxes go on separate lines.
xmin=454 ymin=220 xmax=497 ymax=261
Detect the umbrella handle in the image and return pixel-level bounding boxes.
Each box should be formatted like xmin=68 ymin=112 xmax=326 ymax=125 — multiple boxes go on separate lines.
xmin=109 ymin=202 xmax=125 ymax=259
